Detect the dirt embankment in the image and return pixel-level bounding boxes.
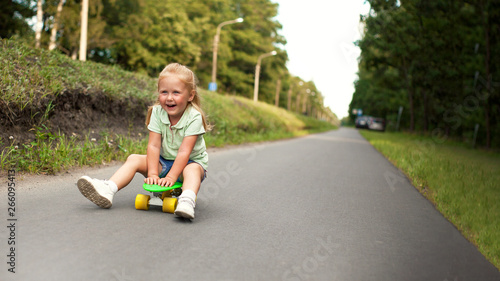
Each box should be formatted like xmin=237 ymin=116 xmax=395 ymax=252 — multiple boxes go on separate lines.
xmin=1 ymin=89 xmax=151 ymax=149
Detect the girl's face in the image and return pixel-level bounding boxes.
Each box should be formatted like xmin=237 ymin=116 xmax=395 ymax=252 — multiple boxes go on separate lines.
xmin=158 ymin=75 xmax=195 ymax=125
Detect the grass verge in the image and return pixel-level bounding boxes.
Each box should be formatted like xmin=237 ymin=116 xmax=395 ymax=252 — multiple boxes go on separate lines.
xmin=1 ymin=127 xmax=148 ymax=174
xmin=360 ymin=130 xmax=500 ymax=270
xmin=1 ymin=100 xmax=335 ymax=174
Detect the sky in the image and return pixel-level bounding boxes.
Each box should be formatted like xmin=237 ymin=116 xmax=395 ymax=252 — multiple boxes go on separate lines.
xmin=273 ymin=0 xmax=371 ymax=119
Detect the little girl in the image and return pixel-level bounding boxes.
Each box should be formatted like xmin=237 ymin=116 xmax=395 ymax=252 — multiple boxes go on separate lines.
xmin=77 ymin=63 xmax=209 ymax=219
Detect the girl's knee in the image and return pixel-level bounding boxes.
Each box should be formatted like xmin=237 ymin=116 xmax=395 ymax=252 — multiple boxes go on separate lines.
xmin=126 ymin=154 xmax=145 ymax=165
xmin=125 ymin=154 xmax=147 ymax=175
xmin=183 ymin=163 xmax=204 ymax=181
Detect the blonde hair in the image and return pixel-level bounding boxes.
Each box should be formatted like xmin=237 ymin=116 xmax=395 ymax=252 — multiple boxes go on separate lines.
xmin=146 ymin=63 xmax=210 ymax=131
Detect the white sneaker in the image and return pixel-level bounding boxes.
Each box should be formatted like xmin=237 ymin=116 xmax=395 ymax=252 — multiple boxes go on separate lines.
xmin=174 ymin=197 xmax=195 ymax=219
xmin=77 ymin=176 xmax=115 ymax=209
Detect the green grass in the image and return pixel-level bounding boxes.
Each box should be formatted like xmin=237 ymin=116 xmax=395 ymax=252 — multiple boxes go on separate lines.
xmin=202 ymin=92 xmax=313 ymax=146
xmin=1 ymin=94 xmax=336 ymax=174
xmin=1 ymin=38 xmax=337 ymax=174
xmin=0 ymin=38 xmax=155 ymax=108
xmin=1 ymin=126 xmax=148 ymax=174
xmin=361 ymin=130 xmax=500 ymax=270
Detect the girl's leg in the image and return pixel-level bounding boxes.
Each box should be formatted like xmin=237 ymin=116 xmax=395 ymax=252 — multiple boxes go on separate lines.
xmin=77 ymin=154 xmax=159 ymax=209
xmin=174 ymin=163 xmax=204 ymax=219
xmin=180 ymin=162 xmax=205 ymax=195
xmin=109 ymin=154 xmax=149 ymax=190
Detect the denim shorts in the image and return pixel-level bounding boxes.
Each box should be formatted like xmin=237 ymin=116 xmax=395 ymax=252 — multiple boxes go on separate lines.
xmin=159 ymin=155 xmax=206 ymax=182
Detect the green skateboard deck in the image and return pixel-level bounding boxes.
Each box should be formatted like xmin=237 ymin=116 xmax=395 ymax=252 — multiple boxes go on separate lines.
xmin=142 ymin=182 xmax=183 ymax=193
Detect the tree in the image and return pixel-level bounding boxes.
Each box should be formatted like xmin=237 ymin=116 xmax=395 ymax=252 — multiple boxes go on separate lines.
xmin=54 ymin=0 xmax=113 ymax=59
xmin=79 ymin=0 xmax=88 ymax=61
xmin=352 ymin=0 xmax=500 ymax=147
xmin=3 ymin=0 xmax=333 ymax=121
xmin=35 ymin=0 xmax=44 ymax=48
xmin=48 ymin=0 xmax=65 ymax=51
xmin=354 ymin=2 xmax=414 ymax=128
xmin=0 ymin=0 xmax=35 ymax=39
xmin=111 ymin=0 xmax=201 ymax=75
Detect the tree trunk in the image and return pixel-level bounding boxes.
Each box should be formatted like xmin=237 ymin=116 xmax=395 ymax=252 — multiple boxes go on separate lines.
xmin=79 ymin=0 xmax=89 ymax=61
xmin=48 ymin=0 xmax=65 ymax=51
xmin=422 ymin=88 xmax=429 ymax=133
xmin=482 ymin=0 xmax=492 ymax=148
xmin=403 ymin=65 xmax=415 ymax=132
xmin=275 ymin=79 xmax=281 ymax=107
xmin=287 ymin=85 xmax=292 ymax=111
xmin=35 ymin=0 xmax=43 ymax=48
xmin=295 ymin=92 xmax=301 ymax=113
xmin=408 ymin=87 xmax=415 ymax=132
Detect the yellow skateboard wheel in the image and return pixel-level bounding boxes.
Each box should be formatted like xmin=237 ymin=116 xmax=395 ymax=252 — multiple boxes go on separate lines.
xmin=135 ymin=194 xmax=150 ymax=210
xmin=160 ymin=190 xmax=173 ymax=200
xmin=162 ymin=197 xmax=178 ymax=213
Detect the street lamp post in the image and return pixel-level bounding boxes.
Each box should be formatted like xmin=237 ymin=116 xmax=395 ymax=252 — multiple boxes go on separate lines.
xmin=210 ymin=17 xmax=244 ymax=91
xmin=253 ymin=50 xmax=277 ymax=102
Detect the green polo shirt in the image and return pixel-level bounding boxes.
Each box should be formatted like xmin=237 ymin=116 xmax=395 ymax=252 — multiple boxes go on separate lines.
xmin=147 ymin=104 xmax=208 ymax=170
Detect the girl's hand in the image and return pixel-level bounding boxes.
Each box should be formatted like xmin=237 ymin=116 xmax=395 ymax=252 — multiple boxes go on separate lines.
xmin=144 ymin=175 xmax=160 ymax=185
xmin=158 ymin=175 xmax=177 ymax=187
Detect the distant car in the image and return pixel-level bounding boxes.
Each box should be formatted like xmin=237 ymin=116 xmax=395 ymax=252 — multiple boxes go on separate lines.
xmin=367 ymin=117 xmax=385 ymax=131
xmin=355 ymin=116 xmax=370 ymax=129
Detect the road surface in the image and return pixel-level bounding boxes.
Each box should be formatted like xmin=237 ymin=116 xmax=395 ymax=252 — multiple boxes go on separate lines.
xmin=1 ymin=128 xmax=499 ymax=280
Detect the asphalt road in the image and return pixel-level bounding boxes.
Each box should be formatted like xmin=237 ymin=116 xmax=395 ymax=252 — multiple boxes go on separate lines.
xmin=1 ymin=128 xmax=499 ymax=281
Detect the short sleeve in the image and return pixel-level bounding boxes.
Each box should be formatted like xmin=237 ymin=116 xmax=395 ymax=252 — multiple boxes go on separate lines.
xmin=184 ymin=113 xmax=205 ymax=136
xmin=147 ymin=106 xmax=162 ymax=134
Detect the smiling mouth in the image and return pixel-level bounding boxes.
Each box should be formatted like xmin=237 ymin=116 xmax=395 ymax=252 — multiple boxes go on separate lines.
xmin=166 ymin=104 xmax=176 ymax=108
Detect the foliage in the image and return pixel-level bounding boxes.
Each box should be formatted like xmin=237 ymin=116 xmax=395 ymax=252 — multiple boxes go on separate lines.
xmin=350 ymin=0 xmax=500 ymax=148
xmin=1 ymin=0 xmax=337 ymax=122
xmin=0 ymin=0 xmax=35 ymax=38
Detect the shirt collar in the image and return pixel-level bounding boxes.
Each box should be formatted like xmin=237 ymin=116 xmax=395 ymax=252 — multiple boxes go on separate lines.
xmin=158 ymin=105 xmax=191 ymax=129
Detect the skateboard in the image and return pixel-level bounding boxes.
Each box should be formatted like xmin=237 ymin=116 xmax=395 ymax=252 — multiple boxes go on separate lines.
xmin=135 ymin=182 xmax=183 ymax=213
